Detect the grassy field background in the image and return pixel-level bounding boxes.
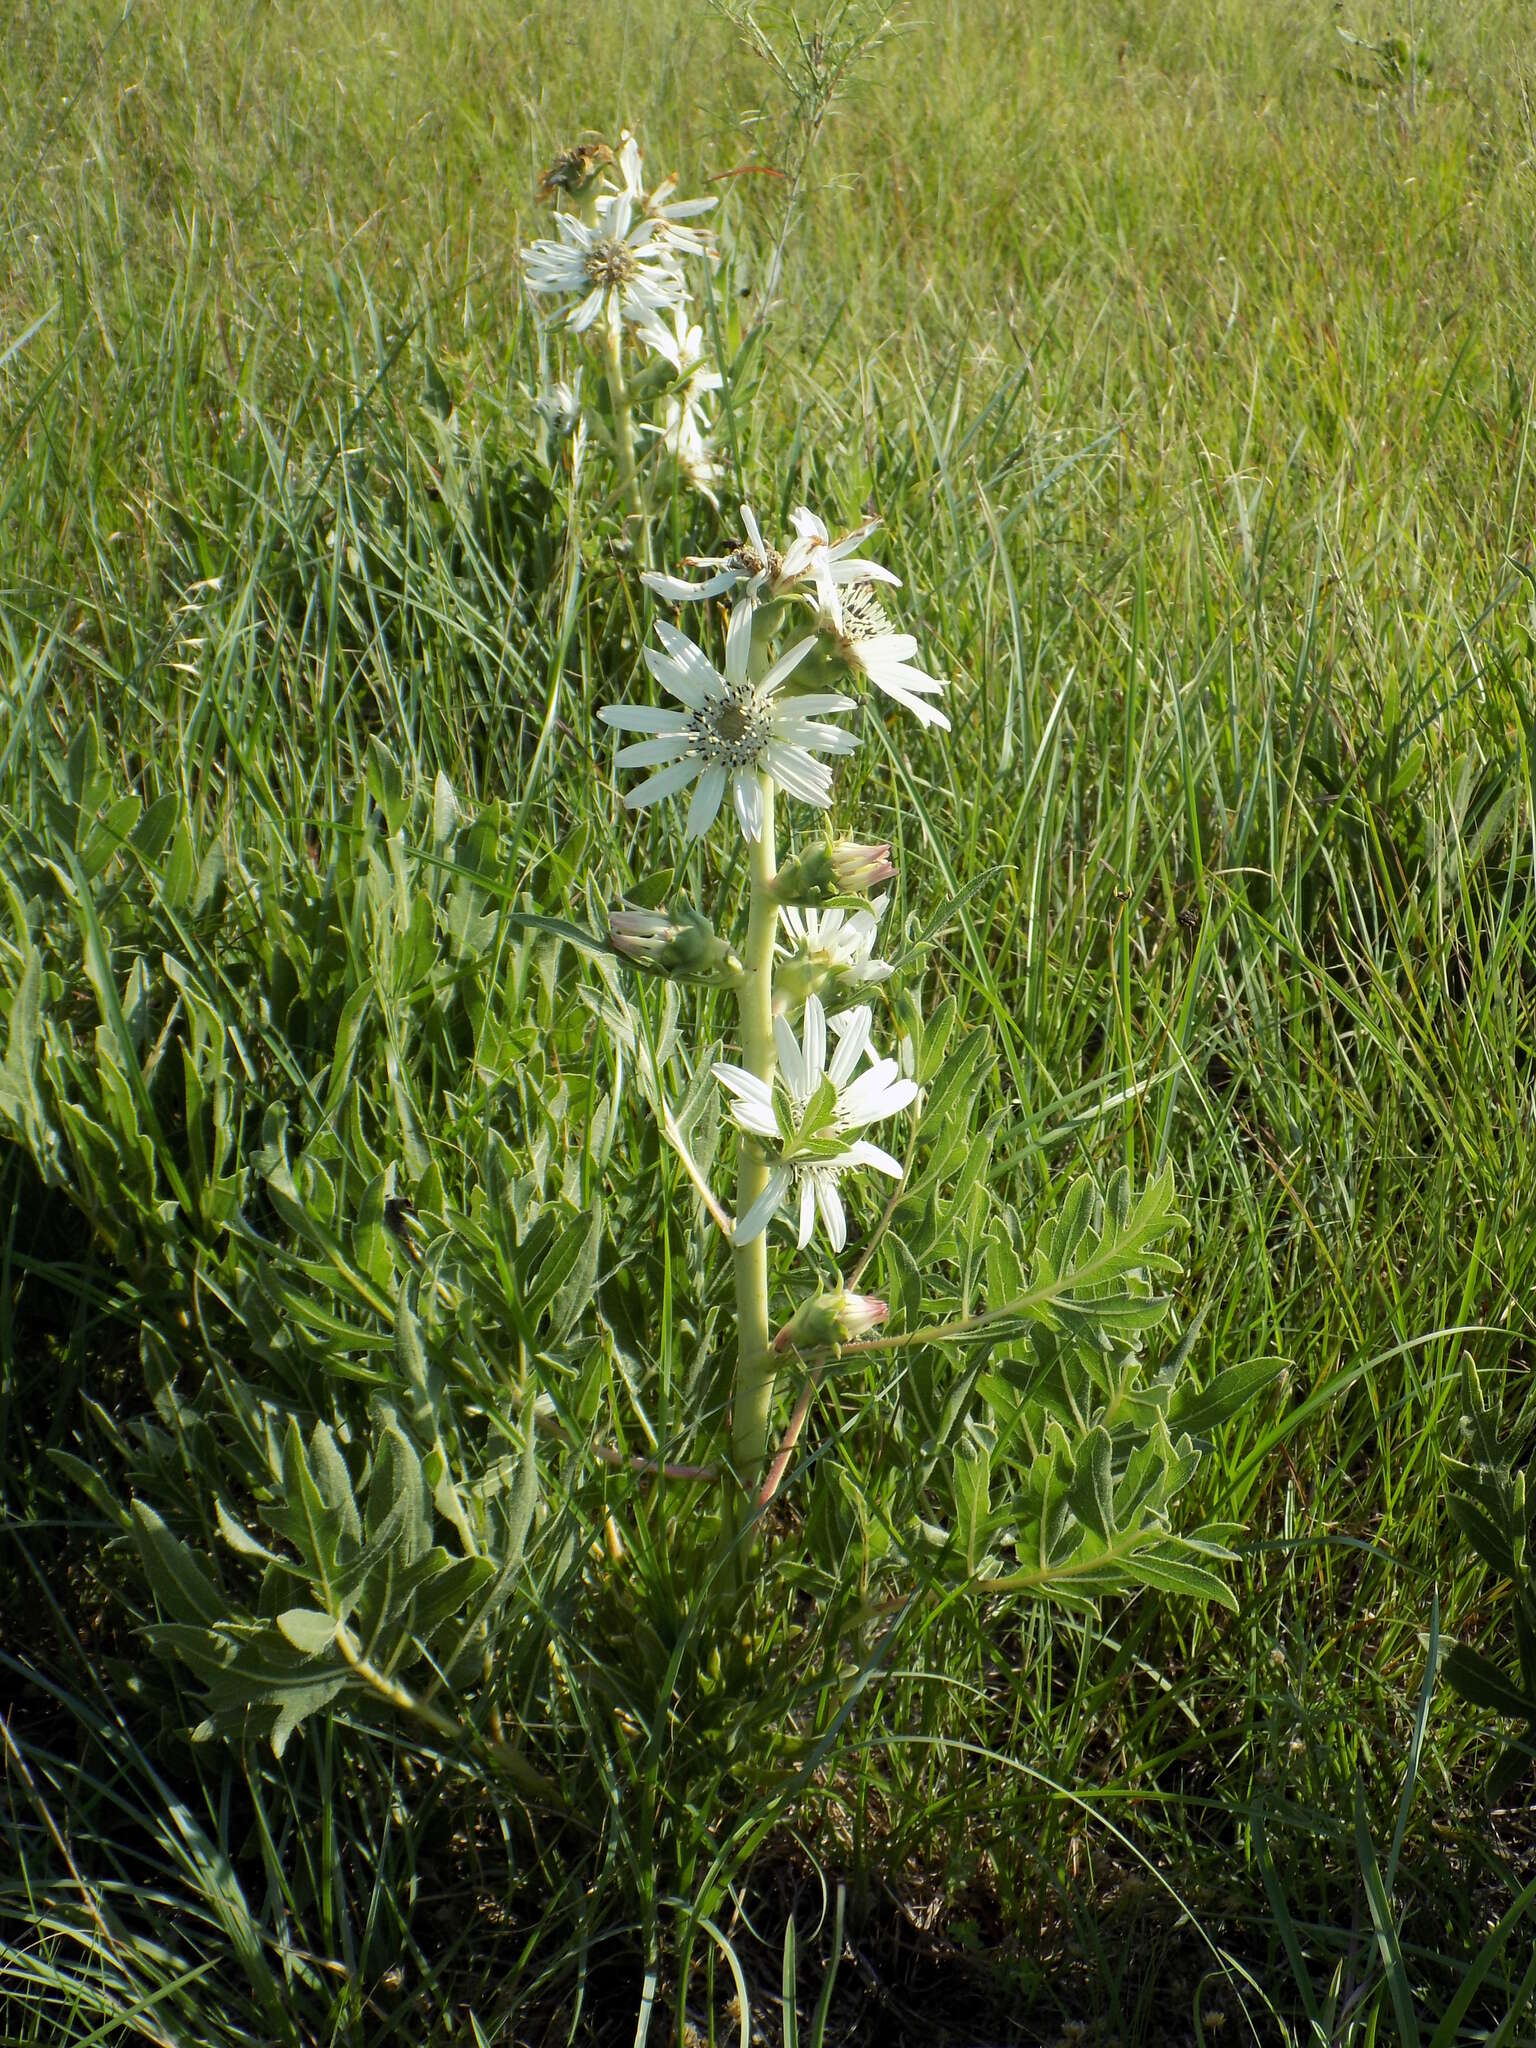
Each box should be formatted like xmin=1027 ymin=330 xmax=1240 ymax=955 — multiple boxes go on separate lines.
xmin=5 ymin=0 xmax=1536 ymax=2040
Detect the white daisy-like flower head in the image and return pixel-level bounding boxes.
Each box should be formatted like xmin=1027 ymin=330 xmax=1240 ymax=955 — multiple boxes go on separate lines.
xmin=714 ymin=997 xmax=916 ymax=1251
xmin=811 ymin=555 xmax=951 ymax=731
xmin=612 ymin=130 xmax=718 ymax=256
xmin=638 ymin=305 xmax=723 ymax=395
xmin=522 ymin=191 xmax=688 ymax=336
xmin=597 ymin=601 xmax=857 ymax=842
xmin=657 ymin=397 xmax=725 ymax=507
xmin=642 ymin=501 xmax=901 ymax=609
xmin=639 ymin=308 xmax=725 ymax=506
xmin=775 ymin=898 xmax=892 ymax=1014
xmin=533 ymin=373 xmax=582 ymax=440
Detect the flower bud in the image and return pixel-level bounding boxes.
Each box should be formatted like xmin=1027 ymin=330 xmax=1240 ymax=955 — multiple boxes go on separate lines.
xmin=831 ymin=841 xmax=897 ymax=892
xmin=772 ymin=1289 xmax=890 ymax=1354
xmin=608 ymin=902 xmax=742 ymax=984
xmin=773 ymin=840 xmax=896 ymax=907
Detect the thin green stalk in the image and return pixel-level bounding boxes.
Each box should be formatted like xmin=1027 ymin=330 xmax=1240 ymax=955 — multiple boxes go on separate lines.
xmin=601 ymin=312 xmax=649 ymax=569
xmin=333 ymin=1621 xmax=565 ymax=1809
xmin=731 ymin=771 xmax=778 ymax=1469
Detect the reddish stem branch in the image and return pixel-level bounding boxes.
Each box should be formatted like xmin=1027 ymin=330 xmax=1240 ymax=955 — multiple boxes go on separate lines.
xmin=756 ymin=1360 xmax=829 ymax=1507
xmin=593 ymin=1442 xmax=717 ymax=1482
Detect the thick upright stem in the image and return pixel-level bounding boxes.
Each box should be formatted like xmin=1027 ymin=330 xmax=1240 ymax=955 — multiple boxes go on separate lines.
xmin=601 ymin=313 xmax=649 ymax=569
xmin=731 ymin=772 xmax=778 ymax=1469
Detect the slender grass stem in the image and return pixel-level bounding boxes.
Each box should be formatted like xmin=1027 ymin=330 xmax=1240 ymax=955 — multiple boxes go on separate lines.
xmin=334 ymin=1621 xmax=566 ymax=1809
xmin=601 ymin=312 xmax=649 ymax=568
xmin=731 ymin=772 xmax=778 ymax=1470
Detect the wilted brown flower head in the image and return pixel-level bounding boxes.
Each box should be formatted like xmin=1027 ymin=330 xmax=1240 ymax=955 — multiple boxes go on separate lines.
xmin=537 ymin=141 xmax=614 ymax=201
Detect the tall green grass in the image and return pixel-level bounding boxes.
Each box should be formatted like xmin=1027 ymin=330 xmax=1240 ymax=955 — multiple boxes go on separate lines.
xmin=5 ymin=0 xmax=1536 ymax=2040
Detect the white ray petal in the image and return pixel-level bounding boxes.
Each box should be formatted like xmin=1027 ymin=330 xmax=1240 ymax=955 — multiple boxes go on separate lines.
xmin=844 ymin=1140 xmax=904 ymax=1177
xmin=843 ymin=1076 xmax=919 ymax=1128
xmin=860 ymin=631 xmax=921 ymax=663
xmin=643 ymin=568 xmax=737 ymax=602
xmin=598 ymin=703 xmax=692 ymax=735
xmin=713 ymin=1062 xmax=774 ymax=1110
xmin=766 ymin=747 xmax=834 ymax=805
xmin=814 ymin=1173 xmax=847 ymax=1253
xmin=774 ymin=1010 xmax=807 ymax=1099
xmin=724 ymin=600 xmax=754 ymax=686
xmin=802 ymin=995 xmax=827 ymax=1091
xmin=776 ymin=719 xmax=858 ymax=755
xmin=812 ymin=554 xmax=843 ymax=625
xmin=870 ymin=678 xmax=951 ymax=730
xmin=828 ymin=555 xmax=900 ymax=587
xmin=777 ymin=692 xmax=856 ymax=718
xmin=732 ymin=771 xmax=764 ymax=842
xmin=614 ymin=734 xmax=692 ymax=768
xmin=829 ymin=1008 xmax=872 ymax=1086
xmin=684 ymin=764 xmax=727 ymax=838
xmin=777 ymin=536 xmax=815 ymax=584
xmin=654 ymin=620 xmax=728 ymax=699
xmin=759 ymin=633 xmax=818 ymax=695
xmin=624 ymin=758 xmax=700 ymax=810
xmin=735 ymin=1165 xmax=791 ymax=1246
xmin=726 ymin=1098 xmax=778 ymax=1139
xmin=824 ymin=520 xmax=881 ymax=559
xmin=642 ymin=645 xmax=710 ymax=711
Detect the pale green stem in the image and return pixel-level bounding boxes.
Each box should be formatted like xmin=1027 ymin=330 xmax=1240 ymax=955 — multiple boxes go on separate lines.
xmin=731 ymin=771 xmax=778 ymax=1469
xmin=601 ymin=310 xmax=649 ymax=569
xmin=333 ymin=1620 xmax=563 ymax=1809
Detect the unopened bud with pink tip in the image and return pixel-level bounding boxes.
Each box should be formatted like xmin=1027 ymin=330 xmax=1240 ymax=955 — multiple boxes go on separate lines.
xmin=608 ymin=902 xmax=743 ymax=984
xmin=772 ymin=839 xmax=896 ymax=907
xmin=772 ymin=1288 xmax=890 ymax=1354
xmin=830 ymin=840 xmax=896 ymax=890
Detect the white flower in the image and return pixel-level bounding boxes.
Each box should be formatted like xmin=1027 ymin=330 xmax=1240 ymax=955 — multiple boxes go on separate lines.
xmin=597 ymin=601 xmax=857 ymax=842
xmin=639 ymin=306 xmax=723 ymax=395
xmin=811 ymin=560 xmax=951 ymax=731
xmin=642 ymin=501 xmax=901 ymax=607
xmin=612 ymin=130 xmax=718 ymax=255
xmin=522 ymin=191 xmax=687 ymax=335
xmin=533 ymin=374 xmax=582 ymax=439
xmin=640 ymin=308 xmax=725 ymax=506
xmin=661 ymin=401 xmax=725 ymax=507
xmin=776 ymin=899 xmax=893 ymax=1004
xmin=714 ymin=997 xmax=916 ymax=1251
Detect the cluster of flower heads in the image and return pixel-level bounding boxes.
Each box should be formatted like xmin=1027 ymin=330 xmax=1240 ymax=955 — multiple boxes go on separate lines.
xmin=636 ymin=504 xmax=952 ymax=741
xmin=600 ymin=501 xmax=948 ymax=1258
xmin=522 ymin=132 xmax=724 ymax=502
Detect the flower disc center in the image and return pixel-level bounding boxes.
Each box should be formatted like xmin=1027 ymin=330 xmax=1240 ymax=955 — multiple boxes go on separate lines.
xmin=586 ymin=239 xmax=637 ymax=288
xmin=692 ymin=691 xmax=769 ymax=768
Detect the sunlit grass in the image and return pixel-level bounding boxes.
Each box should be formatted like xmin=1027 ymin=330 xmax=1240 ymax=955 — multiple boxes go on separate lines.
xmin=5 ymin=0 xmax=1536 ymax=2040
